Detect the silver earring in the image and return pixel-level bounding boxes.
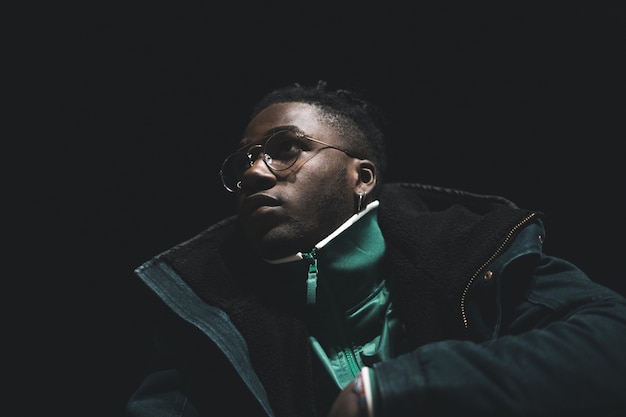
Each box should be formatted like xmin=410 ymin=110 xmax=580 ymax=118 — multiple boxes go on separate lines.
xmin=357 ymin=191 xmax=366 ymax=213
xmin=236 ymin=181 xmax=242 ymax=190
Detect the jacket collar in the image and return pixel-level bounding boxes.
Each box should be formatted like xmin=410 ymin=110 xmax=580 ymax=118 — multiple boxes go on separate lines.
xmin=263 ymin=200 xmax=380 ymax=264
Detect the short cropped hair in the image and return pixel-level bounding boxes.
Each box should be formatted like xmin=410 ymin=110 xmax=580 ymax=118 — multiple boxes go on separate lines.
xmin=249 ymin=81 xmax=388 ymax=184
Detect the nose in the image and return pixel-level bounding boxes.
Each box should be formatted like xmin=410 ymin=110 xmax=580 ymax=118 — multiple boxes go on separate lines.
xmin=240 ymin=152 xmax=276 ymax=192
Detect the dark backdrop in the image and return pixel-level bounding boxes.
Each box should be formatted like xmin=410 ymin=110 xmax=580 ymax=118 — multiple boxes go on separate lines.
xmin=26 ymin=4 xmax=624 ymax=416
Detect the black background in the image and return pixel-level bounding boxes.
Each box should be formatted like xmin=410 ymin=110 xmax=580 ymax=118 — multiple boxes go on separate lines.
xmin=20 ymin=4 xmax=625 ymax=416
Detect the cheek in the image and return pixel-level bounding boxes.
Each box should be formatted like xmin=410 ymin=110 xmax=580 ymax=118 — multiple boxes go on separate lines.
xmin=234 ymin=193 xmax=245 ymax=211
xmin=299 ymin=165 xmax=352 ymax=215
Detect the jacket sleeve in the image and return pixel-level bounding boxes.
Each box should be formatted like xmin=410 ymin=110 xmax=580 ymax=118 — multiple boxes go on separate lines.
xmin=126 ymin=260 xmax=276 ymax=417
xmin=371 ymin=243 xmax=626 ymax=416
xmin=124 ymin=310 xmax=205 ymax=417
xmin=125 ymin=368 xmax=198 ymax=417
xmin=125 ymin=310 xmax=275 ymax=417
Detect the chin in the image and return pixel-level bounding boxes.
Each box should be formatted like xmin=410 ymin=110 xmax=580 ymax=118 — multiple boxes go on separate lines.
xmin=257 ymin=242 xmax=298 ymax=261
xmin=243 ymin=220 xmax=316 ymax=260
xmin=252 ymin=233 xmax=306 ymax=261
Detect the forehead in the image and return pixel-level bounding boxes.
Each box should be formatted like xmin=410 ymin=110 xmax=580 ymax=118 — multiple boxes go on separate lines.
xmin=241 ymin=102 xmax=338 ymax=142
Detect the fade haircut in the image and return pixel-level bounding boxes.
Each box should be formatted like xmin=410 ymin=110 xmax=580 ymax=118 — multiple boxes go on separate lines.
xmin=249 ymin=80 xmax=389 ymax=187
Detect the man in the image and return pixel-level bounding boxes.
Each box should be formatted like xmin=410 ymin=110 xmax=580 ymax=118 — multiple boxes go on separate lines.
xmin=126 ymin=81 xmax=626 ymax=416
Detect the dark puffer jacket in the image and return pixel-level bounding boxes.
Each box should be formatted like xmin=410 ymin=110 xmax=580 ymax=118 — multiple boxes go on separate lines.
xmin=126 ymin=183 xmax=626 ymax=417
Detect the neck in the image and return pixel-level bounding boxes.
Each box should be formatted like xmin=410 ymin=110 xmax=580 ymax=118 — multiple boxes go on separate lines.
xmin=264 ymin=200 xmax=380 ymax=264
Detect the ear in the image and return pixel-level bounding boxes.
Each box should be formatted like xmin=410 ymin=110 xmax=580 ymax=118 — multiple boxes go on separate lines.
xmin=355 ymin=159 xmax=376 ymax=193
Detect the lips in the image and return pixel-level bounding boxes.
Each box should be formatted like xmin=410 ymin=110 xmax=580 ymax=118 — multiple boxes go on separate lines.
xmin=240 ymin=194 xmax=281 ymax=218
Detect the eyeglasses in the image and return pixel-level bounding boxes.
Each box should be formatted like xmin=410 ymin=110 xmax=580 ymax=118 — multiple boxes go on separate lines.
xmin=219 ymin=129 xmax=358 ymax=192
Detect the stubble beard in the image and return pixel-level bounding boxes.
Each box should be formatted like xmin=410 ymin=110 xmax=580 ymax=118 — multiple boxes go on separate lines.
xmin=253 ymin=169 xmax=352 ymax=260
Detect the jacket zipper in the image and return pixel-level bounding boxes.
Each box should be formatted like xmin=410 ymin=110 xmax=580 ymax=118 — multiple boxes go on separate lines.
xmin=460 ymin=212 xmax=537 ymax=329
xmin=317 ymin=266 xmax=363 ymax=381
xmin=343 ymin=345 xmax=361 ymax=377
xmin=302 ymin=248 xmax=318 ymax=305
xmin=306 ymin=249 xmax=361 ymax=380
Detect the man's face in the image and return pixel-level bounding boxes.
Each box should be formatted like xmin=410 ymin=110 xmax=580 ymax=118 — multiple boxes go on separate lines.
xmin=233 ymin=102 xmax=359 ymax=260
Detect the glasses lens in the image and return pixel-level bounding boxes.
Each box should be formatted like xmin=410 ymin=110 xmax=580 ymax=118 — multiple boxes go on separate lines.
xmin=219 ymin=131 xmax=305 ymax=191
xmin=263 ymin=131 xmax=303 ymax=171
xmin=220 ymin=151 xmax=253 ymax=191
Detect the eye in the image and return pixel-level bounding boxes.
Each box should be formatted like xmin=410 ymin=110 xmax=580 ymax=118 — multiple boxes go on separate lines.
xmin=267 ymin=132 xmax=305 ymax=161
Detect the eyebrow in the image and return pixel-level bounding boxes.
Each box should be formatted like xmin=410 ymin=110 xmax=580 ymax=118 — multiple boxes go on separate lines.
xmin=236 ymin=125 xmax=303 ymax=149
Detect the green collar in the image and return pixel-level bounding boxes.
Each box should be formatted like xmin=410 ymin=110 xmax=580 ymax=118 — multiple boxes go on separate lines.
xmin=267 ymin=201 xmax=386 ymax=308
